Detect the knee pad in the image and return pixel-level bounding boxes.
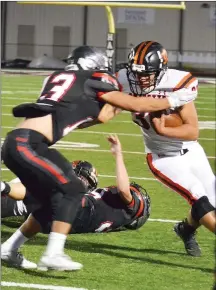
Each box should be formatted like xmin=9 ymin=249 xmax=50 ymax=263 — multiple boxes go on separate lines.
xmin=191 ymin=196 xmax=215 ymax=222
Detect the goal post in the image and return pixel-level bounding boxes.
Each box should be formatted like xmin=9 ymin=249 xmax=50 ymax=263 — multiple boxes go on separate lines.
xmin=18 ymin=2 xmax=186 ymax=10
xmin=18 ymin=1 xmax=186 ymax=72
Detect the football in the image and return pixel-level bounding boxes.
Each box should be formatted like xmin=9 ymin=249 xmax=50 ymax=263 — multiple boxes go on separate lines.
xmin=150 ymin=109 xmax=183 ymax=127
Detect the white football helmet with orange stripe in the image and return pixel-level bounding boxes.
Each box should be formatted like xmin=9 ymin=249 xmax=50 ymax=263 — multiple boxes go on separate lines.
xmin=127 ymin=41 xmax=168 ymax=95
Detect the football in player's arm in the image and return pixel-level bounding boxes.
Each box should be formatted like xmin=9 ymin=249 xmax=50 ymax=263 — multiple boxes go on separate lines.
xmin=116 ymin=40 xmax=216 ymax=257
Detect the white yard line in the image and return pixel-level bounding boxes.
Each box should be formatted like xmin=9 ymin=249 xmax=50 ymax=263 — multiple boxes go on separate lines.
xmin=47 ymin=148 xmax=216 ymax=158
xmin=195 ymin=107 xmax=216 ymax=111
xmin=1 ymin=102 xmax=216 ymax=111
xmin=2 ymin=113 xmax=215 ymax=120
xmin=1 ymin=126 xmax=215 ymax=141
xmin=1 ymin=145 xmax=216 ymax=158
xmin=3 ymin=103 xmax=216 ymax=111
xmin=2 ymin=96 xmax=38 ymax=100
xmin=2 ymin=89 xmax=215 ymax=99
xmin=148 ymin=218 xmax=181 ymax=223
xmin=2 ymin=96 xmax=216 ymax=104
xmin=195 ymin=101 xmax=215 ymax=104
xmin=1 ymin=282 xmax=88 ymax=290
xmin=98 ymin=174 xmax=154 ymax=180
xmin=110 ymin=119 xmax=216 ymax=123
xmin=2 ymin=104 xmax=29 ymax=107
xmin=2 ymin=91 xmax=39 ymax=94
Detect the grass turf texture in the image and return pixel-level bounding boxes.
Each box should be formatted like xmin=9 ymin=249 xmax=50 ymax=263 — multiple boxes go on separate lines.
xmin=1 ymin=75 xmax=215 ymax=290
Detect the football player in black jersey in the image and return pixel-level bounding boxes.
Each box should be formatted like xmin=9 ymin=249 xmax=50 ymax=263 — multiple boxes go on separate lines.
xmin=1 ymin=135 xmax=150 ymax=269
xmin=1 ymin=45 xmax=191 ymax=271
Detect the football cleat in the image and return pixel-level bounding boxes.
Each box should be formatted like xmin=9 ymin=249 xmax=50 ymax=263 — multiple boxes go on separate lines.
xmin=37 ymin=253 xmax=83 ymax=271
xmin=174 ymin=221 xmax=201 ymax=257
xmin=1 ymin=249 xmax=37 ymax=269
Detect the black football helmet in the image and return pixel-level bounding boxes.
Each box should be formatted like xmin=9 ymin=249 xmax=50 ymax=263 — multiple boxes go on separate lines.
xmin=72 ymin=160 xmax=98 ymax=193
xmin=125 ymin=182 xmax=151 ymax=230
xmin=127 ymin=41 xmax=168 ymax=96
xmin=66 ymin=45 xmax=110 ymax=71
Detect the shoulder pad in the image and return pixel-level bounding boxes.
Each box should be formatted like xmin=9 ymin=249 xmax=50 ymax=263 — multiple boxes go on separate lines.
xmin=91 ymin=71 xmax=121 ymax=91
xmin=165 ymin=69 xmax=197 ymax=91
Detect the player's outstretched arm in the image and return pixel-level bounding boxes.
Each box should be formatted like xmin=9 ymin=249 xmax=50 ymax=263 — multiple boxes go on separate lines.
xmin=101 ymin=91 xmax=170 ymax=112
xmin=107 ymin=134 xmax=132 ymax=204
xmin=100 ymin=90 xmax=194 ymax=113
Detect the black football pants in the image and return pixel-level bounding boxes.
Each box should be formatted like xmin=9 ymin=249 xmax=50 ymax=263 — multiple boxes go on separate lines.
xmin=1 ymin=129 xmax=86 ymax=224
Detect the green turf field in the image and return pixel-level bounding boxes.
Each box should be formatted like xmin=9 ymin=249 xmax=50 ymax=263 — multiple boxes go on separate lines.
xmin=1 ymin=74 xmax=215 ymax=290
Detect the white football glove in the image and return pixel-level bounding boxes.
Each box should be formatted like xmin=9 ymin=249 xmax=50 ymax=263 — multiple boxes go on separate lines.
xmin=166 ymin=88 xmax=196 ymax=108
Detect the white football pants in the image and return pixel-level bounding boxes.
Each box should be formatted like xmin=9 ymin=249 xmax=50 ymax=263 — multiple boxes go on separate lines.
xmin=146 ymin=142 xmax=216 ymax=207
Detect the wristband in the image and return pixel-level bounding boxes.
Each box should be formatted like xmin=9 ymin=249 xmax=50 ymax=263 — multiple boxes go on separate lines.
xmin=1 ymin=181 xmax=11 ymax=195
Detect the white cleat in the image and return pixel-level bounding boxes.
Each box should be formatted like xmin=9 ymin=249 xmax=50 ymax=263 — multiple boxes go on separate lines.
xmin=1 ymin=250 xmax=37 ymax=269
xmin=37 ymin=254 xmax=83 ymax=271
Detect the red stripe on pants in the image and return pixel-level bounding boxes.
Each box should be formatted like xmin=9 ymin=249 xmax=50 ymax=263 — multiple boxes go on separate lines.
xmin=146 ymin=153 xmax=197 ymax=205
xmin=17 ymin=145 xmax=68 ymax=184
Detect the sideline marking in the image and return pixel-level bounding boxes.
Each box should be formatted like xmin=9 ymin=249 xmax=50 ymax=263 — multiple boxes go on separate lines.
xmin=1 ymin=282 xmax=88 ymax=290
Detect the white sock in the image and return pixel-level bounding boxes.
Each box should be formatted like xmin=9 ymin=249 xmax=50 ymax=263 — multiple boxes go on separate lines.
xmin=44 ymin=232 xmax=67 ymax=256
xmin=2 ymin=229 xmax=29 ymax=252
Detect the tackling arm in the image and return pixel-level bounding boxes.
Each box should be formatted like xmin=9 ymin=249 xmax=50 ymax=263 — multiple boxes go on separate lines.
xmin=86 ymin=72 xmax=195 ymax=114
xmin=101 ymin=91 xmax=171 ymax=112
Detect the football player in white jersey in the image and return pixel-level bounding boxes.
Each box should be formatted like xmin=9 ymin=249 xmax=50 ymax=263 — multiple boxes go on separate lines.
xmin=117 ymin=41 xmax=216 ymax=256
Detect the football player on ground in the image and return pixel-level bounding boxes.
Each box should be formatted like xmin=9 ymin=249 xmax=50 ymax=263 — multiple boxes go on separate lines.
xmin=1 ymin=45 xmax=192 ymax=271
xmin=1 ymin=135 xmax=150 ymax=269
xmin=116 ymin=41 xmax=216 ymax=256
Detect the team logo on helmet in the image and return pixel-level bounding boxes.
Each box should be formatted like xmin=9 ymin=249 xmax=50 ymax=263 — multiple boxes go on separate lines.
xmin=128 ymin=48 xmax=135 ymax=61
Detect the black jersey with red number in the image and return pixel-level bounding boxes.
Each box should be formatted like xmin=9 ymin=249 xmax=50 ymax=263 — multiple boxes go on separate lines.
xmin=12 ymin=70 xmax=120 ymax=144
xmin=1 ymin=186 xmax=145 ymax=234
xmin=72 ymin=186 xmax=143 ymax=233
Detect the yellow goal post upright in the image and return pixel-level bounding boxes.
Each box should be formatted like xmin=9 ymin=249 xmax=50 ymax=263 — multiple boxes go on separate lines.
xmin=18 ymin=1 xmax=186 ymax=73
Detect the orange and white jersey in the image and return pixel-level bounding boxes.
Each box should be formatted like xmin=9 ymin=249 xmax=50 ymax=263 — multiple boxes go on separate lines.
xmin=116 ymin=68 xmax=198 ymax=154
